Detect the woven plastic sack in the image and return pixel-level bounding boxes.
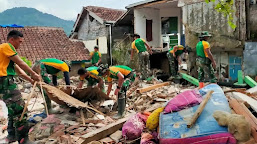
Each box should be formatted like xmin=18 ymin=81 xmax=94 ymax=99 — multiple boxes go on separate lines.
xmin=164 ymin=89 xmax=202 ymax=113
xmin=146 ymin=107 xmax=164 ymax=130
xmin=122 ymin=113 xmax=146 ymax=140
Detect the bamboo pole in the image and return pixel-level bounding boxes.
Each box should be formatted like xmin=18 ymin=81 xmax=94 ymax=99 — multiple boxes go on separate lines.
xmin=40 ymin=81 xmax=49 ymax=116
xmin=19 ymin=82 xmax=37 ymax=121
xmin=187 ymin=90 xmax=214 ymax=128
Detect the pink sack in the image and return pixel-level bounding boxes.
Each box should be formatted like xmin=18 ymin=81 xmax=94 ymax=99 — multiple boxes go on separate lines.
xmin=122 ymin=113 xmax=146 ymax=140
xmin=164 ymin=89 xmax=202 ymax=113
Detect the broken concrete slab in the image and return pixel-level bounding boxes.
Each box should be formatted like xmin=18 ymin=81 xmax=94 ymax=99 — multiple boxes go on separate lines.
xmin=81 ymin=114 xmax=133 ymax=144
xmin=110 ymin=130 xmax=122 ymax=143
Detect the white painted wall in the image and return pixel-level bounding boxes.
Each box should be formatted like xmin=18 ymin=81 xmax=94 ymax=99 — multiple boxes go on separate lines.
xmin=134 ymin=8 xmax=161 ymax=48
xmin=83 ymin=36 xmax=108 ymax=54
xmin=83 ymin=40 xmax=96 ymax=52
xmin=99 ymin=37 xmax=108 ymax=54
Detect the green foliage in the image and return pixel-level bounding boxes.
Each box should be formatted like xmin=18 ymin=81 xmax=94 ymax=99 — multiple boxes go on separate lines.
xmin=112 ymin=37 xmax=139 ymax=71
xmin=205 ymin=0 xmax=236 ymax=29
xmin=21 ymin=56 xmax=32 ymax=67
xmin=0 ymin=7 xmax=74 ymax=35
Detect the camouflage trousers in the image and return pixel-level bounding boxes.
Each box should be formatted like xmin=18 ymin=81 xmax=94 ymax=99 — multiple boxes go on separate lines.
xmin=138 ymin=51 xmax=150 ymax=80
xmin=86 ymin=77 xmax=106 ymax=93
xmin=0 ymin=76 xmax=28 ymax=143
xmin=167 ymin=53 xmax=179 ymax=77
xmin=196 ymin=57 xmax=217 ymax=83
xmin=119 ymin=71 xmax=136 ymax=98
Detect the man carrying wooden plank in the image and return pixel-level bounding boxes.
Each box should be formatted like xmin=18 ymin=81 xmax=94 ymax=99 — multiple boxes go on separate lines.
xmin=196 ymin=31 xmax=217 ymax=84
xmin=0 ymin=30 xmax=40 ymax=144
xmin=77 ymin=66 xmax=105 ymax=92
xmin=98 ymin=64 xmax=137 ymax=119
xmin=32 ymin=58 xmax=71 ymax=113
xmin=130 ymin=34 xmax=153 ymax=80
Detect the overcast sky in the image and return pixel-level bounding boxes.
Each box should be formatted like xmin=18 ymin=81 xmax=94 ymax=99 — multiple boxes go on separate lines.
xmin=0 ymin=0 xmax=143 ymax=20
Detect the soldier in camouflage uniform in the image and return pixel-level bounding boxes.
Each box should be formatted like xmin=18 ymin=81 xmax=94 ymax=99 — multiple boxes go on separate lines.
xmin=77 ymin=66 xmax=105 ymax=93
xmin=130 ymin=34 xmax=153 ymax=80
xmin=32 ymin=58 xmax=71 ymax=113
xmin=98 ymin=64 xmax=137 ymax=119
xmin=196 ymin=31 xmax=217 ymax=83
xmin=167 ymin=45 xmax=190 ymax=79
xmin=0 ymin=30 xmax=40 ymax=143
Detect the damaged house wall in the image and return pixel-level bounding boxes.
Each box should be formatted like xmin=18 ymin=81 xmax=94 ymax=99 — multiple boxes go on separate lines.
xmin=250 ymin=4 xmax=257 ymax=40
xmin=244 ymin=42 xmax=257 ymax=76
xmin=134 ymin=8 xmax=162 ymax=48
xmin=180 ymin=0 xmax=246 ymax=80
xmin=77 ymin=13 xmax=109 ymax=63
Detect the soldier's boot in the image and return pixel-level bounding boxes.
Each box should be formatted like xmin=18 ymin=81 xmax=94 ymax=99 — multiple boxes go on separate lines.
xmin=113 ymin=92 xmax=126 ymax=119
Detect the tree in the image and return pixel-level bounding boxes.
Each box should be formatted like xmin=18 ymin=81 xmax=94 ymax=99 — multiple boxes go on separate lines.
xmin=206 ymin=0 xmax=236 ymax=29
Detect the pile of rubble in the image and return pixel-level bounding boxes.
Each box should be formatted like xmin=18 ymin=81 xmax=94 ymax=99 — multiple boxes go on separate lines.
xmin=7 ymin=75 xmax=257 ymax=144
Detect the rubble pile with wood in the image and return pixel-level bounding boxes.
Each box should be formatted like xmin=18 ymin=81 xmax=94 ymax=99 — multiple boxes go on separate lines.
xmin=2 ymin=75 xmax=257 ymax=144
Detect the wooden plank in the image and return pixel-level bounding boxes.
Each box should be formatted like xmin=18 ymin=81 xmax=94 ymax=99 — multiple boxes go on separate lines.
xmin=187 ymin=90 xmax=214 ymax=128
xmin=80 ymin=109 xmax=86 ymax=126
xmin=19 ymin=82 xmax=37 ymax=121
xmin=251 ymin=127 xmax=257 ymax=143
xmin=240 ymin=103 xmax=257 ymax=126
xmin=137 ymin=82 xmax=170 ymax=94
xmin=229 ymin=97 xmax=257 ymax=142
xmin=247 ymin=86 xmax=257 ymax=95
xmin=40 ymin=81 xmax=49 ymax=116
xmin=80 ymin=114 xmax=133 ymax=144
xmin=228 ymin=97 xmax=257 ymax=130
xmin=231 ymin=92 xmax=257 ymax=112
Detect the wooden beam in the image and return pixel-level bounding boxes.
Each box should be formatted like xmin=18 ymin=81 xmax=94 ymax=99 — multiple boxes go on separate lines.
xmin=80 ymin=109 xmax=86 ymax=126
xmin=137 ymin=82 xmax=170 ymax=94
xmin=231 ymin=92 xmax=257 ymax=113
xmin=187 ymin=90 xmax=214 ymax=128
xmin=229 ymin=97 xmax=257 ymax=142
xmin=80 ymin=114 xmax=133 ymax=144
xmin=240 ymin=103 xmax=257 ymax=127
xmin=19 ymin=82 xmax=37 ymax=121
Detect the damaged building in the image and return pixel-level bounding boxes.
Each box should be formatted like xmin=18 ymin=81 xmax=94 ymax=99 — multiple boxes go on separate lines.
xmin=70 ymin=6 xmax=131 ymax=64
xmin=114 ymin=0 xmax=257 ymax=81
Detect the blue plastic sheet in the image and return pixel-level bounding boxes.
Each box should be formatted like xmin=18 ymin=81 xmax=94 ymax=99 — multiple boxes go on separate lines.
xmin=0 ymin=24 xmax=24 ymax=28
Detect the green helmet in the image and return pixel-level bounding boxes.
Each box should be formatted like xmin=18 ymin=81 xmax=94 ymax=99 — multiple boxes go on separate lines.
xmin=97 ymin=64 xmax=109 ymax=76
xmin=199 ymin=31 xmax=212 ymax=38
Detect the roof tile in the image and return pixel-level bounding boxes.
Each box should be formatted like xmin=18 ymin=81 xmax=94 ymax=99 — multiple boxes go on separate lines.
xmin=85 ymin=6 xmax=125 ymax=22
xmin=0 ymin=27 xmax=89 ymax=62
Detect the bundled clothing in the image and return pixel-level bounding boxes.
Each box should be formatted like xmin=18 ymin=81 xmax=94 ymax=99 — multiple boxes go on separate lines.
xmin=0 ymin=43 xmax=28 ymax=143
